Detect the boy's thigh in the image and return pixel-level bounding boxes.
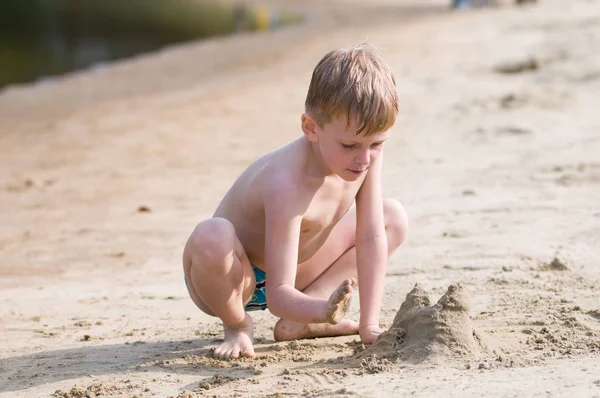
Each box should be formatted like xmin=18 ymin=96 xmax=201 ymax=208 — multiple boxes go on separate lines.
xmin=295 ymin=207 xmax=357 ymax=291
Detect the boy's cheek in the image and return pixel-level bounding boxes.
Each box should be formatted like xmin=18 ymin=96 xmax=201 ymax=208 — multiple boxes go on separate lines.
xmin=371 ymin=150 xmax=384 ymax=161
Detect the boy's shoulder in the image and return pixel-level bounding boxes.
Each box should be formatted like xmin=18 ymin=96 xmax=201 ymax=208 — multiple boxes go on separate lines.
xmin=248 ymin=139 xmax=326 ymax=211
xmin=258 ymin=139 xmax=309 ymax=197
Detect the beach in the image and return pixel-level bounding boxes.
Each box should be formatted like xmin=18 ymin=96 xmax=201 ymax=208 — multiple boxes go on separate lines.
xmin=1 ymin=0 xmax=599 ymax=396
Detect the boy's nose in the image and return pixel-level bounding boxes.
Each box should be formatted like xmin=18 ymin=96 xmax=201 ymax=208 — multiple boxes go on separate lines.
xmin=355 ymin=150 xmax=370 ymax=166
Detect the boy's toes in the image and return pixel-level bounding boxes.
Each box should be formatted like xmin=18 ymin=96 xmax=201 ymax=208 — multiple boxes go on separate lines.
xmin=242 ymin=347 xmax=256 ymax=358
xmin=212 ymin=347 xmax=223 ymax=359
xmin=214 ymin=346 xmax=235 ymax=360
xmin=213 ymin=345 xmax=254 ymax=360
xmin=344 ymin=278 xmax=357 ymax=290
xmin=213 ymin=348 xmax=226 ymax=360
xmin=344 ymin=279 xmax=356 ymax=293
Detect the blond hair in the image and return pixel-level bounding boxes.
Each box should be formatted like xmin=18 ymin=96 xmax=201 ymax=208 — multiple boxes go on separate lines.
xmin=305 ymin=43 xmax=399 ymax=136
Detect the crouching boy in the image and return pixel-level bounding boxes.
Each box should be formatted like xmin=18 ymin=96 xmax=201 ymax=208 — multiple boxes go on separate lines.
xmin=183 ymin=43 xmax=408 ymax=359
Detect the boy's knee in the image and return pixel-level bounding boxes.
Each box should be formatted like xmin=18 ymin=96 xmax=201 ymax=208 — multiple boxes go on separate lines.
xmin=383 ymin=198 xmax=409 ymax=249
xmin=187 ymin=217 xmax=237 ymax=271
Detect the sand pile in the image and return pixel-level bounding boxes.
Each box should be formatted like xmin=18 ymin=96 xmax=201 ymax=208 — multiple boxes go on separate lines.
xmin=360 ymin=283 xmax=494 ymax=364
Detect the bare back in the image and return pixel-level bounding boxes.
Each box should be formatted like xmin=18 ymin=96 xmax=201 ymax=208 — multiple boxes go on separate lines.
xmin=213 ymin=137 xmax=365 ymax=269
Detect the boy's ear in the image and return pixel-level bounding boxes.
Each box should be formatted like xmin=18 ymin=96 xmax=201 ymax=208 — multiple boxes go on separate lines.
xmin=301 ymin=113 xmax=319 ymax=142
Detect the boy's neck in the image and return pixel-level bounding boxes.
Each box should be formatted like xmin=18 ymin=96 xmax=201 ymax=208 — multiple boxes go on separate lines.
xmin=303 ymin=137 xmax=338 ymax=180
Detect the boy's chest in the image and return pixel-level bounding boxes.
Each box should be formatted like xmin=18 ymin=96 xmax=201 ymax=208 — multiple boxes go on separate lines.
xmin=299 ymin=181 xmax=359 ymax=236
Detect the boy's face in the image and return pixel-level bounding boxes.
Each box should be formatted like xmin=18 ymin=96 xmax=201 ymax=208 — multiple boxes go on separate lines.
xmin=304 ymin=114 xmax=389 ymax=181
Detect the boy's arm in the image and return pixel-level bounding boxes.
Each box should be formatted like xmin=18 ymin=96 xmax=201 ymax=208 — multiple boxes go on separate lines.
xmin=262 ymin=178 xmax=330 ymax=323
xmin=355 ymin=155 xmax=388 ymax=343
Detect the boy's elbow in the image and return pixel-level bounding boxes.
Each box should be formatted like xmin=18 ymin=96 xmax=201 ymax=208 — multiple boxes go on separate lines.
xmin=267 ymin=298 xmax=284 ymax=318
xmin=268 ymin=304 xmax=281 ymax=318
xmin=265 ymin=288 xmax=285 ymax=317
xmin=265 ymin=283 xmax=298 ymax=317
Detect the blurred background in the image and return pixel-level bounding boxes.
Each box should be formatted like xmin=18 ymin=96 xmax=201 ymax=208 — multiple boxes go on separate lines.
xmin=0 ymin=0 xmax=305 ymax=88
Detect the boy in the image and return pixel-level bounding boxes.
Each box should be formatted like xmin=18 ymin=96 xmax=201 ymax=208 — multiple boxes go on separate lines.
xmin=183 ymin=43 xmax=408 ymax=360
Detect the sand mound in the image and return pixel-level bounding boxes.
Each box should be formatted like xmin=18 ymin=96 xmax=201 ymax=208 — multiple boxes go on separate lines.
xmin=360 ymin=283 xmax=493 ymax=364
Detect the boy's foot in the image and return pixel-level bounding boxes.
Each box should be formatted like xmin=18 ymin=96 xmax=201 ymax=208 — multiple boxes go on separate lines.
xmin=213 ymin=313 xmax=255 ymax=360
xmin=325 ymin=278 xmax=357 ymax=324
xmin=273 ymin=318 xmax=359 ymax=341
xmin=273 ymin=278 xmax=358 ymax=341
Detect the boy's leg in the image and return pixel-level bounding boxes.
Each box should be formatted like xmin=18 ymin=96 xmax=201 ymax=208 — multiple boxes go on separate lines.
xmin=274 ymin=198 xmax=408 ymax=341
xmin=183 ymin=217 xmax=257 ymax=359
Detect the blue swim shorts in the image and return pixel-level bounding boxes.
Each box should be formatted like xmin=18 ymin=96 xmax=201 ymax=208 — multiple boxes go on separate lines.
xmin=245 ymin=266 xmax=267 ymax=312
xmin=184 ymin=266 xmax=267 ymax=312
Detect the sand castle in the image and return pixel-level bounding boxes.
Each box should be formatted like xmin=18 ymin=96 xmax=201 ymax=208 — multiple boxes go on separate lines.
xmin=361 ymin=283 xmax=493 ymax=364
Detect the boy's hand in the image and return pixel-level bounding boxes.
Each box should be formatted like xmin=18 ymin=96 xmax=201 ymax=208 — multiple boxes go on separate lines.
xmin=359 ymin=324 xmax=384 ymax=344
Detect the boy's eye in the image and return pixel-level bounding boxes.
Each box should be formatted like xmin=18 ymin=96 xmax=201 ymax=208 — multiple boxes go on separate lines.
xmin=341 ymin=143 xmax=356 ymax=149
xmin=371 ymin=142 xmax=384 ymax=148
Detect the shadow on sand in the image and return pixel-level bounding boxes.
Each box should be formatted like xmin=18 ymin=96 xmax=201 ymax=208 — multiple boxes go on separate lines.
xmin=0 ymin=336 xmax=359 ymax=394
xmin=0 ymin=338 xmax=248 ymax=394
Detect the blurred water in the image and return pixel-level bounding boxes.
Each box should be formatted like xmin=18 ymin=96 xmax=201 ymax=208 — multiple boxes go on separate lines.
xmin=0 ymin=0 xmax=303 ymax=88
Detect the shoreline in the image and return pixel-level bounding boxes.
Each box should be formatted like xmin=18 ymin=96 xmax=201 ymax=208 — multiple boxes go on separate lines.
xmin=0 ymin=0 xmax=448 ymax=128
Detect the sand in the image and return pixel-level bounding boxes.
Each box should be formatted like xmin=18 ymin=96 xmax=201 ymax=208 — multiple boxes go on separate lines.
xmin=1 ymin=0 xmax=599 ymax=397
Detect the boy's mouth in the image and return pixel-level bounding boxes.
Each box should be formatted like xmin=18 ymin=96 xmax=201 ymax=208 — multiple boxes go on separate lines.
xmin=349 ymin=168 xmax=366 ymax=175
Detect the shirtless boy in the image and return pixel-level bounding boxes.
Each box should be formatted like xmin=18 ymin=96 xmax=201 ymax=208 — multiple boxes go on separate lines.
xmin=183 ymin=43 xmax=409 ymax=360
